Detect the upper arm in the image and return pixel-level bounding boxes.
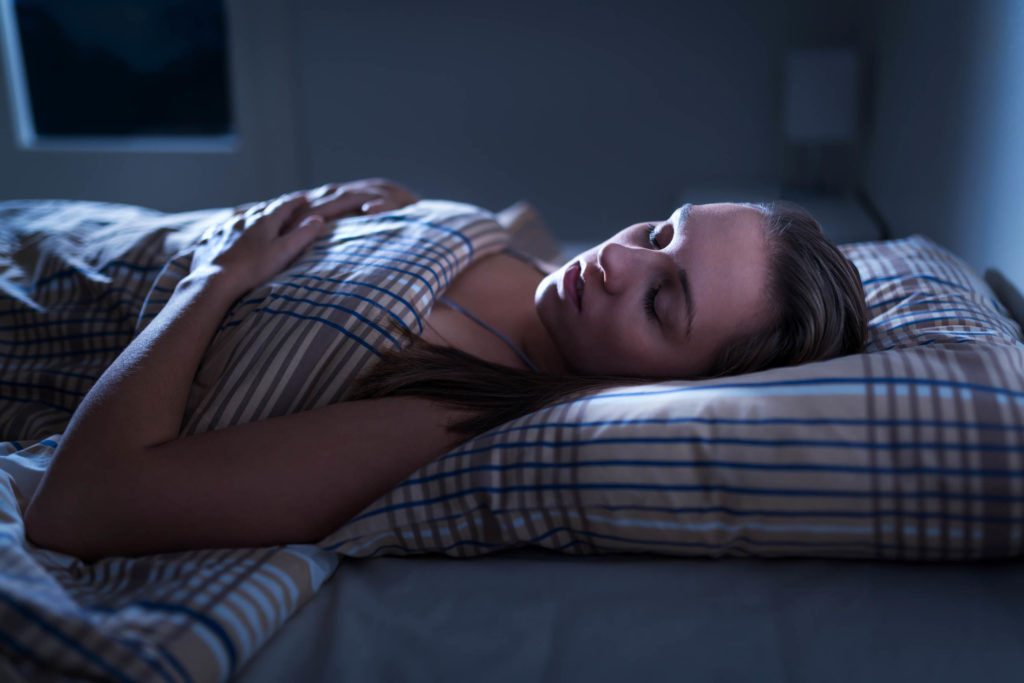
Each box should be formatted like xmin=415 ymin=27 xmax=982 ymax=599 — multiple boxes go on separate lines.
xmin=24 ymin=396 xmax=471 ymax=560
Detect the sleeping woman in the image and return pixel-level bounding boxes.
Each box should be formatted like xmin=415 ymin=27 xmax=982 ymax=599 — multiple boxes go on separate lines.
xmin=21 ymin=178 xmax=868 ymax=560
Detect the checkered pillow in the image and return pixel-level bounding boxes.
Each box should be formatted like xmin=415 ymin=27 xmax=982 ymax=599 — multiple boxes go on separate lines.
xmin=844 ymin=235 xmax=1023 ymax=350
xmin=329 ymin=235 xmax=1024 ymax=562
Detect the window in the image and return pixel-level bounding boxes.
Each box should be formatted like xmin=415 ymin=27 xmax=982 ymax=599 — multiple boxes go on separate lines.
xmin=1 ymin=0 xmax=233 ymax=150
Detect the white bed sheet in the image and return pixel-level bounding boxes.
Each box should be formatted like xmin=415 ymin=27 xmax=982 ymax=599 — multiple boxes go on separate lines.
xmin=236 ymin=550 xmax=1024 ymax=682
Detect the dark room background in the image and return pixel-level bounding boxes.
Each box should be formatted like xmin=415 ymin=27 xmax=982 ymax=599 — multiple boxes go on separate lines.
xmin=0 ymin=0 xmax=1021 ymax=291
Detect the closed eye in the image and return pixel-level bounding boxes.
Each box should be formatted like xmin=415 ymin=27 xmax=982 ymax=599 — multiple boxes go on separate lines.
xmin=644 ymin=285 xmax=660 ymax=322
xmin=646 ymin=223 xmax=663 ymax=249
xmin=646 ymin=221 xmax=674 ymax=249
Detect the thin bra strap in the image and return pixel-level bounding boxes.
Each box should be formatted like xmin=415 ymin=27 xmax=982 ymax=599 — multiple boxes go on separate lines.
xmin=437 ymin=295 xmax=539 ymax=372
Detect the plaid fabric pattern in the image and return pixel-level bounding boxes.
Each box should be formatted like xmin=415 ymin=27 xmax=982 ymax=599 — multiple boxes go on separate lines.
xmin=845 ymin=236 xmax=1023 ymax=350
xmin=0 ymin=199 xmax=506 ymax=682
xmin=2 ymin=199 xmax=1023 ymax=681
xmin=326 ymin=237 xmax=1024 ymax=561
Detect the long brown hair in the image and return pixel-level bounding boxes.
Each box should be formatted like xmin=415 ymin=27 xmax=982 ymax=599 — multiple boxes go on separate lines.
xmin=349 ymin=201 xmax=868 ymax=435
xmin=704 ymin=201 xmax=868 ymax=377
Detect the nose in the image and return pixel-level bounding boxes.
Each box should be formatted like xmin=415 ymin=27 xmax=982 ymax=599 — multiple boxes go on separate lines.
xmin=596 ymin=241 xmax=657 ymax=295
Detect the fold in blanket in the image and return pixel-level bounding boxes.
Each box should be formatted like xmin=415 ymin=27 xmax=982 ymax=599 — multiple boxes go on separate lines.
xmin=0 ymin=198 xmax=506 ymax=682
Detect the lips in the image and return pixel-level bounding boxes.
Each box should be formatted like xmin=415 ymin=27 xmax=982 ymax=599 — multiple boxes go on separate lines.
xmin=576 ymin=263 xmax=584 ymax=310
xmin=564 ymin=261 xmax=584 ymax=312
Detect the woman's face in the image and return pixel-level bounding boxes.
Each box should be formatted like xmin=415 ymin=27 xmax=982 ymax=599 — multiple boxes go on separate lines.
xmin=534 ymin=202 xmax=772 ymax=378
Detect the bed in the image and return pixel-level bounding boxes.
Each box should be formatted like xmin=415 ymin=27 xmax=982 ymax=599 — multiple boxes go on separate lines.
xmin=1 ymin=195 xmax=1023 ymax=682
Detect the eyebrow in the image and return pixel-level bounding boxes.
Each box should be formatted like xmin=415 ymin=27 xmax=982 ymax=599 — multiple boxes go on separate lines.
xmin=674 ymin=204 xmax=695 ymax=338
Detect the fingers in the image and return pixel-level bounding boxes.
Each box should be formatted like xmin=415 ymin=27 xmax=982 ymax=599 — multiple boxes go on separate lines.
xmin=239 ymin=180 xmax=417 ymax=236
xmin=266 ymin=192 xmax=308 ymax=215
xmin=307 ymin=190 xmax=374 ymax=219
xmin=296 ymin=179 xmax=419 ymax=220
xmin=255 ymin=193 xmax=310 ymax=233
xmin=361 ymin=199 xmax=391 ymax=215
xmin=259 ymin=213 xmax=325 ymax=279
xmin=307 ymin=183 xmax=339 ymax=201
xmin=282 ymin=214 xmax=326 ymax=253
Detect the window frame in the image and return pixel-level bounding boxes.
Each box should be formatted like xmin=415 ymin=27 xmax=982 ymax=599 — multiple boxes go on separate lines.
xmin=0 ymin=0 xmax=237 ymax=153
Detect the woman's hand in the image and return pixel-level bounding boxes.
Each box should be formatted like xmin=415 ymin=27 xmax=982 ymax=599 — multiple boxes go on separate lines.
xmin=231 ymin=179 xmax=418 ymax=224
xmin=194 ymin=192 xmax=325 ymax=295
xmin=295 ymin=178 xmax=420 ymax=222
xmin=199 ymin=179 xmax=416 ymax=295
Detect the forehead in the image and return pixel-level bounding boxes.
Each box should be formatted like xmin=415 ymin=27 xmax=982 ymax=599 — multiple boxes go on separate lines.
xmin=684 ymin=202 xmax=763 ymax=227
xmin=682 ymin=203 xmax=771 ymax=344
xmin=680 ymin=202 xmax=767 ymax=247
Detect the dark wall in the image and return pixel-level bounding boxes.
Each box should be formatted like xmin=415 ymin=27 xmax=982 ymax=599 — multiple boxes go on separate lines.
xmin=292 ymin=0 xmax=791 ymax=240
xmin=863 ymin=0 xmax=1024 ymax=292
xmin=0 ymin=0 xmax=871 ymax=243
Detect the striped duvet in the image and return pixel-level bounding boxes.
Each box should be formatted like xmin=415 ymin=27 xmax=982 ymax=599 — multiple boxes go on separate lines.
xmin=1 ymin=199 xmax=1023 ymax=681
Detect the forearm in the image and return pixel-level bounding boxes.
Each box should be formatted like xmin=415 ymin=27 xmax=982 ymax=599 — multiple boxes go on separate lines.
xmin=24 ymin=194 xmax=335 ymax=557
xmin=22 ymin=193 xmax=479 ymax=559
xmin=61 ymin=267 xmax=246 ymax=457
xmin=23 ymin=261 xmax=472 ymax=558
xmin=55 ymin=189 xmax=317 ymax=458
xmin=29 ymin=395 xmax=469 ymax=559
xmin=22 ymin=267 xmax=249 ymax=556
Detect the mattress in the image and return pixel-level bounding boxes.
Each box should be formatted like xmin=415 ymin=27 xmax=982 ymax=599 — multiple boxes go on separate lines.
xmin=236 ymin=549 xmax=1024 ymax=682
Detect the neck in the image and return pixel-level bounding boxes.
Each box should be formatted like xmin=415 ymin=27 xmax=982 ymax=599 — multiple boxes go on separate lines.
xmin=502 ymin=259 xmax=568 ymax=375
xmin=518 ymin=304 xmax=569 ymax=375
xmin=442 ymin=252 xmax=568 ymax=374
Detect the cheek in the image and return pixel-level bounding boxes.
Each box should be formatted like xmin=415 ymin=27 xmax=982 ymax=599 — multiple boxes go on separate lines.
xmin=565 ymin=325 xmax=653 ymax=376
xmin=538 ymin=308 xmax=611 ymax=375
xmin=538 ymin=284 xmax=661 ymax=376
xmin=581 ymin=325 xmax=713 ymax=378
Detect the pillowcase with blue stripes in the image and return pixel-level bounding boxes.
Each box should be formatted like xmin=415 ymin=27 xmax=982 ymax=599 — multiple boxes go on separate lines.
xmin=845 ymin=235 xmax=1023 ymax=350
xmin=327 ymin=235 xmax=1024 ymax=562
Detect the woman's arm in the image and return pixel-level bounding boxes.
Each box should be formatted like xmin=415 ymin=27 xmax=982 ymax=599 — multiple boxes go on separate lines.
xmin=24 ymin=189 xmax=466 ymax=560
